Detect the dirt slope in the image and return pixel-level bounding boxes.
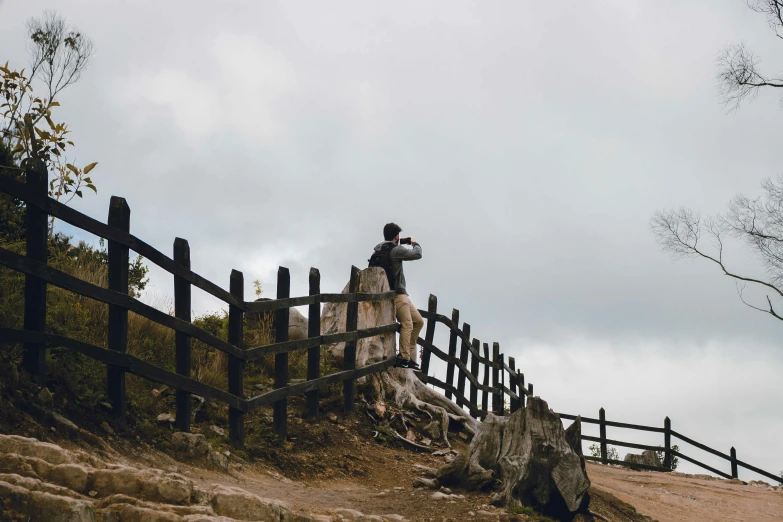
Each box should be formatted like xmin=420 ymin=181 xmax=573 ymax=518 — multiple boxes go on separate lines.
xmin=587 ymin=462 xmax=783 ymax=522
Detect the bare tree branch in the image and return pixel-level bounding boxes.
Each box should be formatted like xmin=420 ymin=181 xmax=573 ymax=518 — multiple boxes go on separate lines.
xmin=717 ymin=2 xmax=783 ymax=109
xmin=651 ymin=204 xmax=783 ymax=303
xmin=735 ymin=283 xmax=783 ymax=322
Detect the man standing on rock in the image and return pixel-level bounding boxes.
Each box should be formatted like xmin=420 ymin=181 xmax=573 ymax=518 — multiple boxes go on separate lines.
xmin=372 ymin=223 xmax=423 ymax=369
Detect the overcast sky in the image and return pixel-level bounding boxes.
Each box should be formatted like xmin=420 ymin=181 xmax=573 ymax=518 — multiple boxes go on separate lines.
xmin=1 ymin=0 xmax=782 ymax=481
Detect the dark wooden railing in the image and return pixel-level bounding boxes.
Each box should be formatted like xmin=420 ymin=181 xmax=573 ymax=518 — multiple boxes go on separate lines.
xmin=0 ymin=163 xmax=399 ymax=447
xmin=2 ymin=163 xmax=780 ymax=485
xmin=414 ymin=295 xmax=533 ymax=419
xmin=557 ymin=409 xmax=782 ymax=484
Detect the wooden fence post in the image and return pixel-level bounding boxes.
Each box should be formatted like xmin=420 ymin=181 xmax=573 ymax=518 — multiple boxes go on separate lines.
xmin=517 ymin=371 xmax=525 ymax=408
xmin=528 ymin=382 xmax=533 ymax=397
xmin=599 ymin=407 xmax=608 ymax=464
xmin=174 ymin=238 xmax=192 ymax=433
xmin=452 ymin=325 xmax=467 ymax=405
xmin=227 ymin=269 xmax=245 ymax=447
xmin=420 ymin=295 xmax=437 ymax=375
xmin=508 ymin=357 xmax=519 ymax=413
xmin=274 ymin=267 xmax=290 ymax=438
xmin=107 ymin=196 xmax=130 ymax=428
xmin=444 ymin=309 xmax=459 ymax=400
xmin=21 ymin=159 xmax=48 ymax=385
xmin=467 ymin=333 xmax=478 ymax=413
xmin=663 ymin=416 xmax=671 ymax=469
xmin=343 ymin=266 xmax=360 ymax=414
xmin=458 ymin=323 xmax=471 ymax=409
xmin=730 ymin=447 xmax=738 ymax=479
xmin=493 ymin=343 xmax=502 ymax=416
xmin=482 ymin=342 xmax=490 ymax=414
xmin=306 ymin=267 xmax=321 ymax=423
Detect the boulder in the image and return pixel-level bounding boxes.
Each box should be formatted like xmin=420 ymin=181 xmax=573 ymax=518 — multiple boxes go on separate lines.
xmin=0 ymin=434 xmax=74 ymax=465
xmin=624 ymin=450 xmax=661 ymax=469
xmin=247 ymin=301 xmax=308 ymax=342
xmin=0 ymin=479 xmax=96 ymax=522
xmin=321 ymin=267 xmax=396 ymax=366
xmin=209 ymin=484 xmax=292 ymax=521
xmin=170 ymin=432 xmax=211 ymax=460
xmin=288 ymin=307 xmax=308 ymax=341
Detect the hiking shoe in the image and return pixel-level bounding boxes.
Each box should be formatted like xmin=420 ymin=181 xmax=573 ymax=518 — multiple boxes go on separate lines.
xmin=396 ymin=358 xmax=420 ymax=370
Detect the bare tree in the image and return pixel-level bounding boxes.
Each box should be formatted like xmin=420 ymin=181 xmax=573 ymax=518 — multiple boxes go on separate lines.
xmin=26 ymin=10 xmax=94 ymax=107
xmin=1 ymin=10 xmax=96 ymax=234
xmin=651 ymin=177 xmax=783 ymax=322
xmin=718 ymin=1 xmax=783 ymax=110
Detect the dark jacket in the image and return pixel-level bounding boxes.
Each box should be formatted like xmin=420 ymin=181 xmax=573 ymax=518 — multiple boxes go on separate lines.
xmin=373 ymin=241 xmax=422 ymax=295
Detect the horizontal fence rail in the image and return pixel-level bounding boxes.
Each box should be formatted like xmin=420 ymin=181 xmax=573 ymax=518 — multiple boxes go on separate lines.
xmin=557 ymin=409 xmax=782 ymax=484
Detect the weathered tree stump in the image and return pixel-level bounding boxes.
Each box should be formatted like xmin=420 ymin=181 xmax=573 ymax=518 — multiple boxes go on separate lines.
xmin=437 ymin=397 xmax=591 ymax=519
xmin=322 ymin=268 xmax=478 ymax=444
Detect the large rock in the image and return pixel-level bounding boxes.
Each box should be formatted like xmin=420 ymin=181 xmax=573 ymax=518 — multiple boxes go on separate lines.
xmin=436 ymin=397 xmax=591 ymax=519
xmin=171 ymin=432 xmax=211 ymax=460
xmin=624 ymin=450 xmax=661 ymax=469
xmin=321 ymin=267 xmax=396 ymax=366
xmin=209 ymin=484 xmax=292 ymax=521
xmin=247 ymin=301 xmax=308 ymax=342
xmin=0 ymin=479 xmax=96 ymax=522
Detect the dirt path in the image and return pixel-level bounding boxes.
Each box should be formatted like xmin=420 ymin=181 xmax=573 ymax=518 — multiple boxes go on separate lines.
xmin=587 ymin=462 xmax=783 ymax=522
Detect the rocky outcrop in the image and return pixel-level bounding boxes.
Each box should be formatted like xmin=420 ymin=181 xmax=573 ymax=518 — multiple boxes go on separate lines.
xmin=624 ymin=450 xmax=662 ymax=469
xmin=321 ymin=267 xmax=396 ymax=367
xmin=0 ymin=434 xmax=385 ymax=522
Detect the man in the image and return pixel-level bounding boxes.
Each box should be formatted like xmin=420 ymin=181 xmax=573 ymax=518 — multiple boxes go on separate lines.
xmin=373 ymin=223 xmax=423 ymax=369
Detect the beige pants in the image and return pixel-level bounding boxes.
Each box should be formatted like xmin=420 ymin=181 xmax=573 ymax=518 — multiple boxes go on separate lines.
xmin=394 ymin=294 xmax=424 ymax=361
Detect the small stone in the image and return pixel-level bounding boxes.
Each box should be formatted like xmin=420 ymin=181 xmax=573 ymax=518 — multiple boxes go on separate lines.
xmin=151 ymin=389 xmax=161 ymax=398
xmin=88 ymin=490 xmax=97 ymax=497
xmin=440 ymin=487 xmax=453 ymax=495
xmin=171 ymin=432 xmax=211 ymax=459
xmin=38 ymin=387 xmax=53 ymax=405
xmin=328 ymin=413 xmax=338 ymax=423
xmin=157 ymin=413 xmax=175 ymax=424
xmin=412 ymin=477 xmax=438 ymax=489
xmin=101 ymin=422 xmax=115 ymax=435
xmin=209 ymin=451 xmax=229 ymax=471
xmin=421 ymin=438 xmax=432 ymax=446
xmin=423 ymin=420 xmax=442 ymax=440
xmin=209 ymin=425 xmax=225 ymax=436
xmin=405 ymin=430 xmax=416 ymax=441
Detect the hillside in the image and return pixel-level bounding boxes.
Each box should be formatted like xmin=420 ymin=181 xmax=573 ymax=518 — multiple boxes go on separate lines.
xmin=2 ymin=380 xmax=781 ymax=522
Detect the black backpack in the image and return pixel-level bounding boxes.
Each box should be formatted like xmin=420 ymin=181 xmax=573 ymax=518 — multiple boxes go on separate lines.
xmin=368 ymin=243 xmax=395 ymax=290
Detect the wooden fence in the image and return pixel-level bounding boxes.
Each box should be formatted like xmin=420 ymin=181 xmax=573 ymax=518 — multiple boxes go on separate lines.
xmin=0 ymin=161 xmax=400 ymax=446
xmin=556 ymin=409 xmax=783 ymax=484
xmin=1 ymin=162 xmax=781 ymax=485
xmin=415 ymin=295 xmax=533 ymax=419
xmin=412 ymin=296 xmax=781 ymax=484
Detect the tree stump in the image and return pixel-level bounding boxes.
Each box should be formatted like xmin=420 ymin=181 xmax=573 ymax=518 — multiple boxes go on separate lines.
xmin=322 ymin=268 xmax=478 ymax=444
xmin=437 ymin=397 xmax=591 ymax=519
